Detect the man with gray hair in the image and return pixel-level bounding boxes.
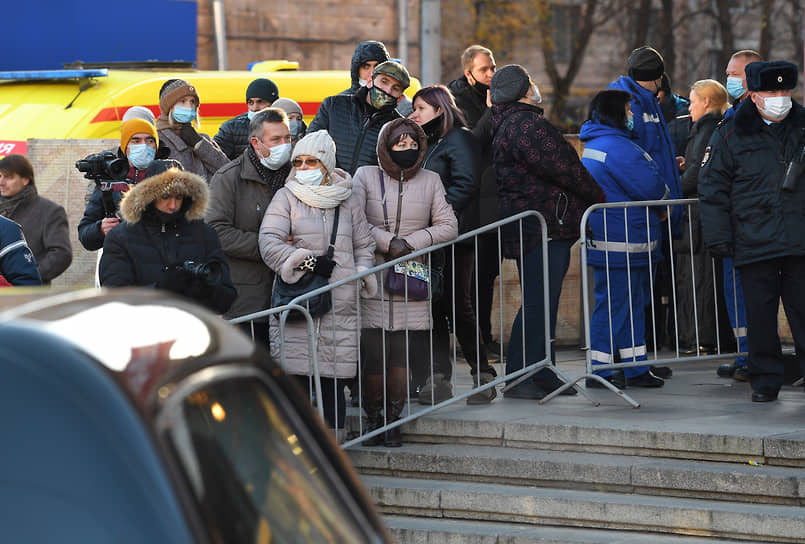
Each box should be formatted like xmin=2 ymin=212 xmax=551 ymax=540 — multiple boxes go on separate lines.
xmin=207 ymin=108 xmax=292 ymax=345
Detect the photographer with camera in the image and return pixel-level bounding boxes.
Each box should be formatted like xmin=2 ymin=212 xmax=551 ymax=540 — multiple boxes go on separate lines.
xmin=99 ymin=160 xmax=236 ymax=314
xmin=77 ymin=118 xmax=165 ymax=251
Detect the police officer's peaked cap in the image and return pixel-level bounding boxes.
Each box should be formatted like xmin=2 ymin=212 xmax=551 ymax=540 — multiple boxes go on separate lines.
xmin=745 ymin=61 xmax=798 ymax=92
xmin=372 ymin=61 xmax=410 ymax=90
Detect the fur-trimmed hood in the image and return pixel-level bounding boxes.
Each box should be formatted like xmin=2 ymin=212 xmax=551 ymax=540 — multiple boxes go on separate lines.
xmin=119 ymin=168 xmax=209 ymax=224
xmin=734 ymin=97 xmax=805 ymax=135
xmin=376 ymin=117 xmax=428 ymax=181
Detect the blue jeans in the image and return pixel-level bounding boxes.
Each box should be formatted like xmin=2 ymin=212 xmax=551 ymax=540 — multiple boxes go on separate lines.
xmin=505 ymin=239 xmax=573 ymax=380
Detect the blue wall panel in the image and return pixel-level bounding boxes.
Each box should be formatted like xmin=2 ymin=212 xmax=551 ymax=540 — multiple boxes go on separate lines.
xmin=2 ymin=0 xmax=197 ymax=70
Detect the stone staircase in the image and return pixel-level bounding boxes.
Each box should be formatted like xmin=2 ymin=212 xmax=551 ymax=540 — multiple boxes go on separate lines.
xmin=345 ymin=359 xmax=805 ymax=543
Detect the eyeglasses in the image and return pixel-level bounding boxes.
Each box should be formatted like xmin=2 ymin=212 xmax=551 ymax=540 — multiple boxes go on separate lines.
xmin=292 ymin=157 xmax=322 ymax=168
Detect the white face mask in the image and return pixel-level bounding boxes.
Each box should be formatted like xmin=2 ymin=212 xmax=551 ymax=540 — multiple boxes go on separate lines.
xmin=259 ymin=142 xmax=291 ymax=170
xmin=295 ymin=167 xmax=324 ymax=185
xmin=530 ymin=84 xmax=542 ymax=104
xmin=759 ymin=95 xmax=792 ymax=120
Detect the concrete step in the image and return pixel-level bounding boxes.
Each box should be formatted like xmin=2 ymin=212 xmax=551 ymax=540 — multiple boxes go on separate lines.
xmin=349 ymin=444 xmax=805 ymax=506
xmin=384 ymin=515 xmax=752 ymax=544
xmin=364 ymin=476 xmax=805 ymax=543
xmin=388 ymin=413 xmax=805 ymax=467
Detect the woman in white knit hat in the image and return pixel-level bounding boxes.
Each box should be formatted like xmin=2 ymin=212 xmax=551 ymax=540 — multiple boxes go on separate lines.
xmin=258 ymin=129 xmax=376 ymax=438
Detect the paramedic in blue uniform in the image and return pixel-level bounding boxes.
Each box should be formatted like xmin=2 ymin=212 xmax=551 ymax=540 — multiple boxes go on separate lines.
xmin=580 ymin=90 xmax=669 ymax=389
xmin=699 ymin=60 xmax=805 ymax=403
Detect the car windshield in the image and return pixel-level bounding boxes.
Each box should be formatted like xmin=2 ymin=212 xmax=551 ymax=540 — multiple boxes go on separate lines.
xmin=164 ymin=374 xmax=380 ymax=543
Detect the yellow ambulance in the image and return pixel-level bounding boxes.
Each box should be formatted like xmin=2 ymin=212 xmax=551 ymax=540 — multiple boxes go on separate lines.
xmin=0 ymin=61 xmax=420 ymax=156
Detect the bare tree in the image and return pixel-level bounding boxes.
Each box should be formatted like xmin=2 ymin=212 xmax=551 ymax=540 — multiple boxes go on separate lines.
xmin=758 ymin=0 xmax=775 ymax=59
xmin=534 ymin=0 xmax=622 ymax=124
xmin=632 ymin=0 xmax=653 ymax=50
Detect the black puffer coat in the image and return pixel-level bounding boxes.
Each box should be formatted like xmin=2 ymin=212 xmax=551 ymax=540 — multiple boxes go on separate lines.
xmin=213 ymin=113 xmax=250 ymax=160
xmin=100 ymin=168 xmax=236 ymax=314
xmin=422 ymin=125 xmax=481 ymax=235
xmin=447 ymin=76 xmax=487 ymax=128
xmin=699 ymin=99 xmax=805 ymax=266
xmin=308 ymin=87 xmax=400 ymax=175
xmin=680 ymin=112 xmax=721 ymax=197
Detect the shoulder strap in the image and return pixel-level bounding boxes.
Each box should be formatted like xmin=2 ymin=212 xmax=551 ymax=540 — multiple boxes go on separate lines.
xmin=379 ymin=168 xmax=390 ymax=232
xmin=326 ymin=206 xmax=340 ymax=259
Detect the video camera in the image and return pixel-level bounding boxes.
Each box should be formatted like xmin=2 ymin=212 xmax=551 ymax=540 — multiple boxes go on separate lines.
xmin=75 ymin=151 xmax=131 ymax=218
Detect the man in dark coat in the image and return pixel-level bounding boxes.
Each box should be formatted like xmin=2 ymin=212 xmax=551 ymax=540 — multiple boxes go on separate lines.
xmin=100 ymin=160 xmax=236 ymax=314
xmin=0 ymin=154 xmax=71 ymax=284
xmin=699 ymin=60 xmax=805 ymax=403
xmin=207 ymin=108 xmax=293 ymax=345
xmin=308 ymin=61 xmax=408 ymax=175
xmin=449 ymin=45 xmax=503 ymax=357
xmin=490 ymin=65 xmax=605 ymax=400
xmin=214 ymin=78 xmax=279 ymax=160
xmin=0 ymin=214 xmax=41 ymax=286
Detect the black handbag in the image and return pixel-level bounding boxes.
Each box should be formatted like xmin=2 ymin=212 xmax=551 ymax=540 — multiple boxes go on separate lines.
xmin=271 ymin=207 xmax=340 ymax=321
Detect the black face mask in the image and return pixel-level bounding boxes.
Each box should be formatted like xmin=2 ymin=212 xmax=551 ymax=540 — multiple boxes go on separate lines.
xmin=390 ymin=148 xmax=419 ymax=169
xmin=468 ymin=72 xmax=489 ymax=94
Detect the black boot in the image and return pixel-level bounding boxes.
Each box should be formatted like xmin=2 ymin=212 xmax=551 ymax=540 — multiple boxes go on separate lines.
xmin=384 ymin=367 xmax=406 ymax=448
xmin=361 ymin=374 xmax=385 ymax=447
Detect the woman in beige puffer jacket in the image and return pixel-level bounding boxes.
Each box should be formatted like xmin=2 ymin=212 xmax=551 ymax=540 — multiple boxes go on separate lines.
xmin=259 ymin=130 xmax=376 ymax=432
xmin=352 ymin=118 xmax=458 ymax=447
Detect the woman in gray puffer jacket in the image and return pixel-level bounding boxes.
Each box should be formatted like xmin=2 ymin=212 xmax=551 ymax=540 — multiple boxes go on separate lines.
xmin=352 ymin=118 xmax=458 ymax=447
xmin=259 ymin=130 xmax=376 ymax=434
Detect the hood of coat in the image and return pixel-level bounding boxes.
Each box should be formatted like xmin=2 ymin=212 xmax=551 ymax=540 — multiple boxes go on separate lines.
xmin=376 ymin=117 xmax=428 ymax=181
xmin=349 ymin=41 xmax=391 ymax=90
xmin=119 ymin=168 xmax=209 ymax=224
xmin=579 ymin=118 xmax=632 ymax=142
xmin=734 ymin=96 xmax=805 ymax=136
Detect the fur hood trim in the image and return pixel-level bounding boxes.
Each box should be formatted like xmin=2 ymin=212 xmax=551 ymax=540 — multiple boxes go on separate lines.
xmin=119 ymin=168 xmax=209 ymax=224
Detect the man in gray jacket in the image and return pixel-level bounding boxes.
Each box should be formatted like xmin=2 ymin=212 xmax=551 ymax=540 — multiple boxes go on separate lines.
xmin=207 ymin=108 xmax=292 ymax=346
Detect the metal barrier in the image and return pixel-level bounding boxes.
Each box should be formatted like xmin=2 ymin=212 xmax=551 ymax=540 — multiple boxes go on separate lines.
xmin=230 ymin=211 xmax=595 ymax=447
xmin=540 ymin=198 xmax=747 ymax=407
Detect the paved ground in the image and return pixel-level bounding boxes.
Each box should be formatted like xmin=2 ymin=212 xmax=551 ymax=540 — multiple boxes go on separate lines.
xmin=403 ymin=348 xmax=805 ymax=444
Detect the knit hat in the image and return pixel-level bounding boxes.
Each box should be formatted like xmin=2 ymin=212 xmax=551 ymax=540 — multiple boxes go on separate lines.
xmin=145 ymin=159 xmax=184 ymax=179
xmin=122 ymin=105 xmax=156 ymax=125
xmin=372 ymin=61 xmax=411 ymax=90
xmin=159 ymin=79 xmax=200 ymax=115
xmin=490 ymin=64 xmax=531 ymax=105
xmin=272 ymin=97 xmax=303 ymax=117
xmin=120 ymin=118 xmax=159 ymax=152
xmin=628 ymin=46 xmax=665 ymax=82
xmin=292 ymin=130 xmax=336 ymax=173
xmin=745 ymin=61 xmax=798 ymax=91
xmin=246 ymin=78 xmax=279 ymax=104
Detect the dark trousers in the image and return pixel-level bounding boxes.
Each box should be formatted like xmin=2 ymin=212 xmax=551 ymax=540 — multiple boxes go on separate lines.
xmin=475 ymin=231 xmax=503 ymax=344
xmin=505 ymin=239 xmax=573 ymax=379
xmin=237 ymin=321 xmax=270 ymax=351
xmin=432 ymin=245 xmax=494 ymax=379
xmin=295 ymin=375 xmax=346 ymax=430
xmin=739 ymin=256 xmax=805 ymax=394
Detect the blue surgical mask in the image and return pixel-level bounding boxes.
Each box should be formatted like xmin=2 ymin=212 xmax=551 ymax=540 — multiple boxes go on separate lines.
xmin=625 ymin=113 xmax=635 ymax=132
xmin=247 ymin=110 xmax=256 ymax=121
xmin=127 ymin=143 xmax=155 ymax=170
xmin=259 ymin=142 xmax=292 ymax=170
xmin=726 ymin=76 xmax=745 ymax=100
xmin=172 ymin=105 xmax=197 ymax=124
xmin=295 ymin=167 xmax=324 ymax=185
xmin=289 ymin=120 xmax=305 ymax=140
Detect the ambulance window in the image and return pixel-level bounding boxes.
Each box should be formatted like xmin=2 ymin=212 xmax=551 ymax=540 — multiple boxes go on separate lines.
xmin=165 ymin=375 xmax=381 ymax=543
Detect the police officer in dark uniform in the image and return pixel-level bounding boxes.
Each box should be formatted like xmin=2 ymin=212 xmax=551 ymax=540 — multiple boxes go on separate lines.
xmin=699 ymin=60 xmax=805 ymax=402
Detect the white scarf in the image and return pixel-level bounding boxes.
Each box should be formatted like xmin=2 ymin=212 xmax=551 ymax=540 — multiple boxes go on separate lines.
xmin=285 ymin=175 xmax=352 ymax=209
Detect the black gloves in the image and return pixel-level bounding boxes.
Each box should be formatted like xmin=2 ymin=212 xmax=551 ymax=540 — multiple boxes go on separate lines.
xmin=388 ymin=237 xmax=414 ymax=259
xmin=297 ymin=254 xmax=336 ymax=278
xmin=708 ymin=243 xmax=733 ymax=258
xmin=179 ymin=124 xmax=202 ymax=147
xmin=313 ymin=255 xmax=336 ymax=278
xmin=157 ymin=266 xmax=186 ymax=294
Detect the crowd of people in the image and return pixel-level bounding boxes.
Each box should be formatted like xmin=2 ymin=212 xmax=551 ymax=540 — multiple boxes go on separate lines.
xmin=2 ymin=40 xmax=803 ymax=444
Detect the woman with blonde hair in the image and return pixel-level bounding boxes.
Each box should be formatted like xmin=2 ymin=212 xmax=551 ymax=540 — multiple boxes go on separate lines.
xmin=675 ymin=79 xmax=731 ymax=356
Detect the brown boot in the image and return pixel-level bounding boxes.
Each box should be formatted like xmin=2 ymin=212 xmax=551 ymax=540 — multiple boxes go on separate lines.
xmin=384 ymin=367 xmax=407 ymax=447
xmin=361 ymin=374 xmax=385 ymax=447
